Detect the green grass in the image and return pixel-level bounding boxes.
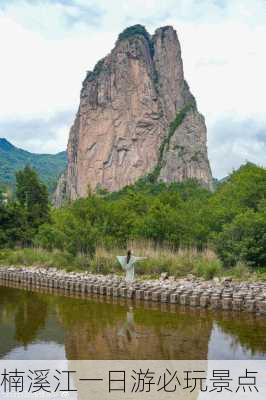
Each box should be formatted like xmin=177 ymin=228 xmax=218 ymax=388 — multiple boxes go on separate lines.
xmin=0 ymin=243 xmax=265 ymax=281
xmin=92 ymin=244 xmax=224 ymax=279
xmin=0 ymin=248 xmax=89 ymax=272
xmin=222 ymin=262 xmax=266 ymax=281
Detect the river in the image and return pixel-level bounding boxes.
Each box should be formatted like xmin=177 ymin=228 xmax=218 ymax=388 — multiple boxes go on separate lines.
xmin=0 ymin=284 xmax=266 ymax=360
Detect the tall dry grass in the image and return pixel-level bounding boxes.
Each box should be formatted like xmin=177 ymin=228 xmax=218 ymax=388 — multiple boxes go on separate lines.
xmin=91 ymin=240 xmax=222 ymax=279
xmin=2 ymin=241 xmax=263 ymax=280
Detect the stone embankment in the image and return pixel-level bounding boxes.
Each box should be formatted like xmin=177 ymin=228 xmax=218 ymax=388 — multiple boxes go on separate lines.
xmin=0 ymin=267 xmax=266 ymax=314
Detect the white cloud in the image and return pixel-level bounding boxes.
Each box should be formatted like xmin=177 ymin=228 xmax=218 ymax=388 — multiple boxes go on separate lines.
xmin=208 ymin=115 xmax=266 ymax=178
xmin=0 ymin=111 xmax=74 ymax=153
xmin=0 ymin=0 xmax=265 ymax=177
xmin=0 ymin=12 xmax=115 ymax=119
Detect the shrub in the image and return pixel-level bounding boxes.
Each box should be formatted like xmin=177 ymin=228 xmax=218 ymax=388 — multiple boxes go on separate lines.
xmin=229 ymin=262 xmax=251 ymax=279
xmin=118 ymin=25 xmax=150 ymax=42
xmin=213 ymin=209 xmax=266 ymax=267
xmin=193 ymin=258 xmax=222 ymax=280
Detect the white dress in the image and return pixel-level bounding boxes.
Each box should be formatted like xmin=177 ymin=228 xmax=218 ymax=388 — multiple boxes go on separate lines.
xmin=116 ymin=256 xmax=145 ymax=282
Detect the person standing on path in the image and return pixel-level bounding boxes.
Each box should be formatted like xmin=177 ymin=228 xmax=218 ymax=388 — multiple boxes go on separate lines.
xmin=117 ymin=250 xmax=146 ymax=282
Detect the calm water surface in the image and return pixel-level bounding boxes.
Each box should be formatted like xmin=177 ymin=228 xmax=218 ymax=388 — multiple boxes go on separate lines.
xmin=0 ymin=283 xmax=266 ymax=360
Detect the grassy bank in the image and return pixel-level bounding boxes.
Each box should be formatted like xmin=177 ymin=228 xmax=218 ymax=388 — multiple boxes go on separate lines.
xmin=0 ymin=242 xmax=265 ymax=281
xmin=91 ymin=243 xmax=223 ymax=279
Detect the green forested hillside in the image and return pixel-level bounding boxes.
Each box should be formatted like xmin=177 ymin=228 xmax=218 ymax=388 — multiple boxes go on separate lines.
xmin=0 ymin=163 xmax=266 ymax=278
xmin=0 ymin=162 xmax=265 ymax=277
xmin=36 ymin=162 xmax=265 ymax=268
xmin=0 ymin=138 xmax=67 ymax=192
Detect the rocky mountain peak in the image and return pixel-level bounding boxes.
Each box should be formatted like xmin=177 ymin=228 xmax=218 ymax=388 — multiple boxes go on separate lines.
xmin=54 ymin=25 xmax=213 ymax=206
xmin=117 ymin=24 xmax=151 ymax=43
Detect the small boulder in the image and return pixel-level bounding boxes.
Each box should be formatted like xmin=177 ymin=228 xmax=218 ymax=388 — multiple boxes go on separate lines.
xmin=222 ymin=277 xmax=232 ymax=283
xmin=186 ymin=274 xmax=195 ymax=281
xmin=221 ymin=277 xmax=233 ymax=287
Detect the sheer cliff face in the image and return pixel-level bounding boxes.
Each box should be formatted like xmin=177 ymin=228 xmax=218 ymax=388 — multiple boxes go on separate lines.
xmin=55 ymin=25 xmax=212 ymax=205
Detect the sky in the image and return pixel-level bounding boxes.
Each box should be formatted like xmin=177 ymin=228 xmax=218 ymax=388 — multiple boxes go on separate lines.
xmin=0 ymin=0 xmax=265 ymax=178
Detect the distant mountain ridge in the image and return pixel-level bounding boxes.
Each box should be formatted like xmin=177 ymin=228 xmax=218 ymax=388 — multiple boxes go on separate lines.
xmin=0 ymin=138 xmax=67 ymax=192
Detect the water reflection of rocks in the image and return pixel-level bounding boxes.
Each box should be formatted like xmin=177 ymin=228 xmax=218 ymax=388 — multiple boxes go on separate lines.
xmin=0 ymin=283 xmax=266 ymax=360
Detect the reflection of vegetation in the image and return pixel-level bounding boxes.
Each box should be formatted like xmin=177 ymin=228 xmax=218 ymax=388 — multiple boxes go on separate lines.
xmin=0 ymin=288 xmax=48 ymax=346
xmin=14 ymin=292 xmax=48 ymax=346
xmin=56 ymin=295 xmax=211 ymax=335
xmin=0 ymin=285 xmax=266 ymax=359
xmin=55 ymin=295 xmax=213 ymax=359
xmin=51 ymin=295 xmax=266 ymax=359
xmin=56 ymin=296 xmax=126 ymax=335
xmin=216 ymin=315 xmax=266 ymax=355
xmin=0 ymin=286 xmax=22 ymax=321
xmin=0 ymin=287 xmax=49 ymax=357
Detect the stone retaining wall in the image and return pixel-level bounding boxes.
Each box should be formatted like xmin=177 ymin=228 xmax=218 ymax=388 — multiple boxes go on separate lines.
xmin=0 ymin=267 xmax=265 ymax=315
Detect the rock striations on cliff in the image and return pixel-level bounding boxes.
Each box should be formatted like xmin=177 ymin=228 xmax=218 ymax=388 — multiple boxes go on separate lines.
xmin=54 ymin=25 xmax=213 ymax=206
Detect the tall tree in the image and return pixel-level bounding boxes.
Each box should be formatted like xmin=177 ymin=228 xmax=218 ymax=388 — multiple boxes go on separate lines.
xmin=16 ymin=166 xmax=49 ymax=231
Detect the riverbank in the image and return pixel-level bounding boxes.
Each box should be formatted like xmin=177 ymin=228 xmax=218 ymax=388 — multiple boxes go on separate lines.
xmin=0 ymin=266 xmax=265 ymax=315
xmin=1 ymin=246 xmax=265 ymax=281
